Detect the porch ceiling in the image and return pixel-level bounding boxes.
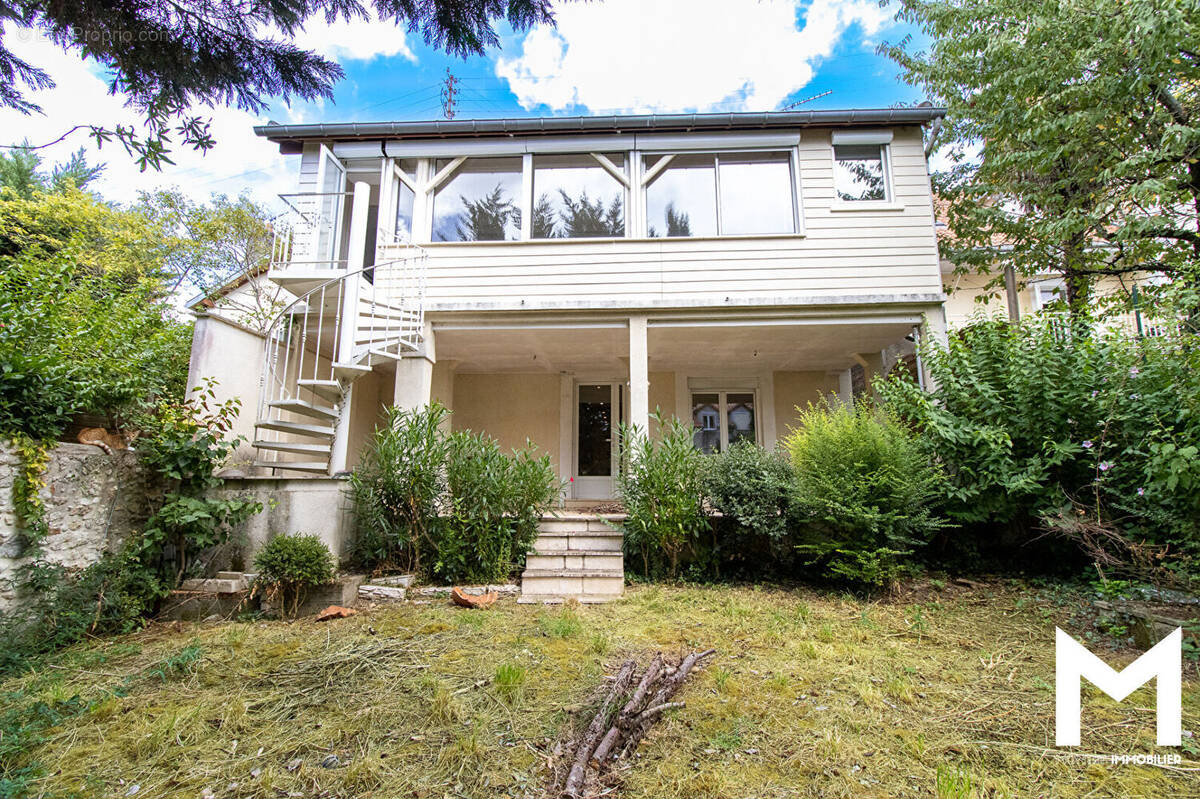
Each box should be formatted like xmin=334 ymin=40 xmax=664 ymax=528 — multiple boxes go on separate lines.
xmin=433 ymin=317 xmax=917 ymax=373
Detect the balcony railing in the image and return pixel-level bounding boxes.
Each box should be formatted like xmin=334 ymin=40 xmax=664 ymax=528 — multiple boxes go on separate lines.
xmin=271 ymin=191 xmax=353 ymax=271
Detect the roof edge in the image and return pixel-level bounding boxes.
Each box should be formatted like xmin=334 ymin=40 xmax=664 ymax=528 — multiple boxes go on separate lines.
xmin=254 ymin=107 xmax=947 ymax=143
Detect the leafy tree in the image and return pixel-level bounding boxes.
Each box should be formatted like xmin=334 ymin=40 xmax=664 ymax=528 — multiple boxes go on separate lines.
xmin=1 ymin=0 xmax=556 ymax=169
xmin=0 ymin=146 xmax=103 ymax=198
xmin=138 ymin=189 xmax=287 ymax=330
xmin=0 ymin=187 xmax=190 ymax=436
xmin=885 ymin=0 xmax=1200 ymax=317
xmin=454 ymin=185 xmax=518 ymax=241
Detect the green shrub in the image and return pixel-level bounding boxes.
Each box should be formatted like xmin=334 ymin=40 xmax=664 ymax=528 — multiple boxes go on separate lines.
xmin=784 ymin=398 xmax=946 ymax=588
xmin=252 ymin=534 xmax=336 ymax=617
xmin=349 ymin=403 xmax=560 ymax=583
xmin=702 ymin=440 xmax=796 ymax=575
xmin=881 ymin=315 xmax=1200 ymax=582
xmin=437 ymin=429 xmax=559 ymax=584
xmin=349 ymin=404 xmax=449 ymax=573
xmin=617 ymin=412 xmax=709 ymax=580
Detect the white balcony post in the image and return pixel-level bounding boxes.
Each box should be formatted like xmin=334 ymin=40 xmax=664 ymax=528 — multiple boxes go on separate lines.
xmin=628 ymin=315 xmax=650 ymax=439
xmin=394 ymin=321 xmax=435 ymax=411
xmin=328 ymin=180 xmax=372 ymax=476
xmin=919 ymin=306 xmax=949 ymax=393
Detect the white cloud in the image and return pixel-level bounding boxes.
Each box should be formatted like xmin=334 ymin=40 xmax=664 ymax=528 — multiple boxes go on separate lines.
xmin=496 ymin=0 xmax=892 ymax=113
xmin=293 ymin=12 xmax=416 ymax=63
xmin=0 ymin=33 xmax=294 ymax=207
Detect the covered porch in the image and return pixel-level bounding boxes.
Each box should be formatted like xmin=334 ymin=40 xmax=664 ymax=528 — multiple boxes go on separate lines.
xmin=350 ymin=304 xmax=945 ymax=499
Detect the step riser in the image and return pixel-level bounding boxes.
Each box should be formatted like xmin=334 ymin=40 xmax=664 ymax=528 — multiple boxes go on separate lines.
xmin=520 ymin=575 xmax=623 ymax=597
xmin=533 ymin=535 xmax=623 ymax=553
xmin=526 ymin=554 xmax=623 ymax=571
xmin=537 ymin=519 xmax=623 ymax=534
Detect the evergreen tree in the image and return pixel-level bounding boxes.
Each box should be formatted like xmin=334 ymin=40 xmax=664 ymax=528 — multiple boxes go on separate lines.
xmin=1 ymin=0 xmax=556 ymax=169
xmin=455 ymin=185 xmax=518 ymax=241
xmin=531 ymin=193 xmax=558 ymax=238
xmin=557 ymin=189 xmax=624 ymax=237
xmin=665 ymin=202 xmax=692 ymax=237
xmin=0 ymin=146 xmax=103 ymax=198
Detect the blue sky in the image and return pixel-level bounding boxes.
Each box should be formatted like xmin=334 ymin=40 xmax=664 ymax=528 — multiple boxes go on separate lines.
xmin=2 ymin=0 xmax=926 ymax=207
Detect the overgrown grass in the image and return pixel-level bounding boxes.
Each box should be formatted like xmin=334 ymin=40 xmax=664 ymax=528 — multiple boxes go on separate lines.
xmin=1 ymin=583 xmax=1197 ymax=798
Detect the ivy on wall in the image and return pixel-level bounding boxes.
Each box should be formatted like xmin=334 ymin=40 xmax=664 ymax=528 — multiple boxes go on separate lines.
xmin=10 ymin=433 xmax=50 ymax=554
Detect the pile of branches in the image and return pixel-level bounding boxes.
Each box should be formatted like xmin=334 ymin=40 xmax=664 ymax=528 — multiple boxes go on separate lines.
xmin=553 ymin=648 xmax=716 ymax=798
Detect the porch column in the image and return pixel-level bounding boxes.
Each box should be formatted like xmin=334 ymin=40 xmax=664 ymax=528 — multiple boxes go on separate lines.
xmin=919 ymin=306 xmax=949 ymax=392
xmin=628 ymin=315 xmax=649 ymax=436
xmin=394 ymin=321 xmax=436 ymax=411
xmin=329 ymin=180 xmax=371 ymax=475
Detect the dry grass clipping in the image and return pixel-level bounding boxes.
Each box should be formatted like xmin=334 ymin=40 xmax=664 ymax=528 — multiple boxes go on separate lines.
xmin=3 ymin=582 xmax=1199 ymax=798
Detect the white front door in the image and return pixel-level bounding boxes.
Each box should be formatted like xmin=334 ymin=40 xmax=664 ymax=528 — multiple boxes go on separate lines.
xmin=573 ymin=382 xmax=625 ymax=500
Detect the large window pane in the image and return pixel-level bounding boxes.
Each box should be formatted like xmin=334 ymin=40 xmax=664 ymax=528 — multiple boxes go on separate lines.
xmin=390 ymin=159 xmax=417 ymax=243
xmin=533 ymin=154 xmax=626 ymax=238
xmin=718 ymin=153 xmax=795 ymax=235
xmin=645 ymin=154 xmax=717 ymax=238
xmin=726 ymin=392 xmax=756 ymax=446
xmin=432 ymin=157 xmax=522 ymax=241
xmin=692 ymin=393 xmax=721 ymax=454
xmin=833 ymin=144 xmax=887 ymax=202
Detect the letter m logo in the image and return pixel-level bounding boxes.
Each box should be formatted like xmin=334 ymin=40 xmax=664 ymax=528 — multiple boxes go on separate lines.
xmin=1056 ymin=627 xmax=1182 ymax=746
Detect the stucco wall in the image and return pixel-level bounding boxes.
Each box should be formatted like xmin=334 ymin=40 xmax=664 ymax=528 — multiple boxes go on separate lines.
xmin=451 ymin=373 xmax=562 ymax=468
xmin=0 ymin=442 xmax=161 ymax=610
xmin=211 ymin=477 xmax=355 ymax=567
xmin=186 ymin=313 xmax=266 ymax=469
xmin=773 ymin=370 xmax=840 ymax=439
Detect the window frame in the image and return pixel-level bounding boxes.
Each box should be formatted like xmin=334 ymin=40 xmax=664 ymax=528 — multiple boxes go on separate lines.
xmin=639 ymin=147 xmax=803 ymax=239
xmin=829 ymin=138 xmax=900 ymax=211
xmin=689 ymin=388 xmax=760 ymax=453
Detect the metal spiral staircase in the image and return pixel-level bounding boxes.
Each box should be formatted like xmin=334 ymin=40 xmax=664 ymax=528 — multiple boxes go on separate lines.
xmin=252 ymin=190 xmax=427 ymax=475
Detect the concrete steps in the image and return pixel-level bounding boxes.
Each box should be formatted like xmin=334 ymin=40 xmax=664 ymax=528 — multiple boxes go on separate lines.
xmin=519 ymin=513 xmax=625 ymax=604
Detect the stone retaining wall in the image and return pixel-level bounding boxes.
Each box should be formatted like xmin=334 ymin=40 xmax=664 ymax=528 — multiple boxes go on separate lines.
xmin=1 ymin=440 xmax=355 ymax=611
xmin=0 ymin=442 xmax=161 ymax=610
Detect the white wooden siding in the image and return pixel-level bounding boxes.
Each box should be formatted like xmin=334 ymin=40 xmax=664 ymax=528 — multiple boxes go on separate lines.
xmin=360 ymin=127 xmax=944 ymax=309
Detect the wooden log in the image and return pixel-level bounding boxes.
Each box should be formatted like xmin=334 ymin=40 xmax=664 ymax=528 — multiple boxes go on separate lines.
xmin=589 ymin=725 xmax=622 ymax=769
xmin=615 ymin=652 xmax=663 ymax=731
xmin=562 ymin=658 xmax=637 ymax=798
xmin=620 ymin=649 xmax=716 ymax=757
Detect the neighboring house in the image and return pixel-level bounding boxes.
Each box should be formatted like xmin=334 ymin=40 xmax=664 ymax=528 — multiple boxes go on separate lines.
xmin=187 ymin=108 xmax=949 ymax=500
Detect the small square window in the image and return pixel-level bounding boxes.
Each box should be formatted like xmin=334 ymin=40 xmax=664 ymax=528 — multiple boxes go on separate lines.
xmin=833 ymin=144 xmax=888 ymax=202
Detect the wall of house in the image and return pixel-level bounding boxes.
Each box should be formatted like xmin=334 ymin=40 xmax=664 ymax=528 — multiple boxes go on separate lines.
xmin=373 ymin=126 xmax=941 ymax=311
xmin=450 ymin=373 xmax=563 ymax=468
xmin=345 ymin=369 xmax=392 ymax=471
xmin=0 ymin=443 xmax=161 ymax=611
xmin=773 ymin=370 xmax=841 ymax=438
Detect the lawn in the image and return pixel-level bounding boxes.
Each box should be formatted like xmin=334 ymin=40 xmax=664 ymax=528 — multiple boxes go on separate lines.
xmin=2 ymin=582 xmax=1198 ymax=798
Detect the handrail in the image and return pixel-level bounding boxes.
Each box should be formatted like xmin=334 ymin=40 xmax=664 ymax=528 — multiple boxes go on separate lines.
xmin=254 ymin=243 xmax=428 ymax=470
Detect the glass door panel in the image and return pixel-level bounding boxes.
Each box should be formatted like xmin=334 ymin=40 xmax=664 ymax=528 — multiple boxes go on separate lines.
xmin=577 ymin=384 xmax=613 ymax=477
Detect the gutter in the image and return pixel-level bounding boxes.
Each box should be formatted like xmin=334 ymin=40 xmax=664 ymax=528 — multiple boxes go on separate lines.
xmin=254 ymin=107 xmax=948 ymax=143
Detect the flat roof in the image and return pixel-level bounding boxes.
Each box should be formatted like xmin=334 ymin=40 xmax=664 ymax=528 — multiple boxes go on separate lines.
xmin=254 ymin=106 xmax=946 ymax=145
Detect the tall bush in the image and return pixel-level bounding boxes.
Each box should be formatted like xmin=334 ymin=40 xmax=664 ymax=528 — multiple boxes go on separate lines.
xmin=881 ymin=315 xmax=1200 ymax=582
xmin=349 ymin=403 xmax=560 ymax=583
xmin=617 ymin=413 xmax=709 ymax=580
xmin=784 ymin=399 xmax=946 ymax=587
xmin=702 ymin=440 xmax=796 ymax=575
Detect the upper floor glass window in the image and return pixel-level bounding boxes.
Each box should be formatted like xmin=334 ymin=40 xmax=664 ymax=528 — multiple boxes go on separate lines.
xmin=645 ymin=151 xmax=797 ymax=237
xmin=833 ymin=144 xmax=888 ymax=202
xmin=391 ymin=159 xmax=418 ymax=243
xmin=432 ymin=157 xmax=522 ymax=242
xmin=532 ymin=154 xmax=627 ymax=238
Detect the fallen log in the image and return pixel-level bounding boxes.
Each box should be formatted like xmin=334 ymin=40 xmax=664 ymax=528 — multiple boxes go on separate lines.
xmin=558 ymin=648 xmax=715 ymax=798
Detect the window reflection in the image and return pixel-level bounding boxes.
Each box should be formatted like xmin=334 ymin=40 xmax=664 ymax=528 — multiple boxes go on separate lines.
xmin=718 ymin=153 xmax=795 ymax=234
xmin=692 ymin=393 xmax=721 ymax=454
xmin=432 ymin=157 xmax=522 ymax=241
xmin=833 ymin=144 xmax=887 ymax=202
xmin=726 ymin=393 xmax=756 ymax=446
xmin=646 ymin=154 xmax=717 ymax=238
xmin=533 ymin=154 xmax=626 ymax=238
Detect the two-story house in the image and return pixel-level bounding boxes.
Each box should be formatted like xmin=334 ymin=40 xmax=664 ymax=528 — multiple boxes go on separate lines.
xmin=188 ymin=108 xmax=948 ymax=516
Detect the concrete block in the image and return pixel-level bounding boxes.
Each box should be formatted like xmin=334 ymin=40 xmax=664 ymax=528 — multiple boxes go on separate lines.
xmin=358 ymin=584 xmax=406 ymax=602
xmin=567 ymin=535 xmax=623 ymax=552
